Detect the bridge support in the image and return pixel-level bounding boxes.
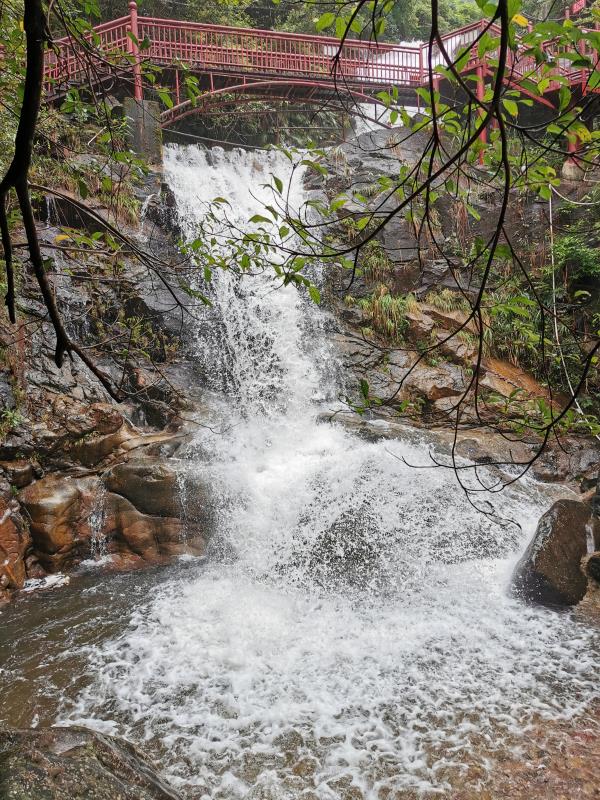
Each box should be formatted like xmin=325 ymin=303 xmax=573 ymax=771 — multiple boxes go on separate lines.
xmin=562 ymin=135 xmax=585 ymax=180
xmin=124 ymin=97 xmax=162 ymax=164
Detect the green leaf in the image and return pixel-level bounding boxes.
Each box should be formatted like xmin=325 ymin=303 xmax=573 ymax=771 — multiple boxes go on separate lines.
xmin=502 ymin=98 xmax=519 ymax=117
xmin=157 ymin=89 xmax=173 ymax=109
xmin=316 ymin=12 xmax=335 ymax=31
xmin=588 ymin=69 xmax=600 ymax=90
xmin=558 ymin=86 xmax=571 ymax=112
xmin=374 ymin=18 xmax=386 ymax=37
xmin=308 ymin=285 xmax=321 ymax=304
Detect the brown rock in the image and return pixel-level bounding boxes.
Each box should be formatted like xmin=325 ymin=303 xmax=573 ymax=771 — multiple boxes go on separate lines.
xmin=104 ymin=492 xmax=204 ymax=562
xmin=0 ymin=459 xmax=35 ymax=489
xmin=68 ymin=421 xmax=135 ymax=467
xmin=579 ymin=552 xmax=600 ymax=616
xmin=15 ymin=461 xmax=208 ymax=578
xmin=0 ymin=488 xmax=31 ymax=599
xmin=104 ymin=460 xmax=207 ymax=519
xmin=18 ymin=475 xmax=99 ymax=570
xmin=512 ymin=499 xmax=600 ymax=606
xmin=405 ymin=308 xmax=435 ymax=342
xmin=420 ymin=303 xmax=479 ymax=335
xmin=104 ymin=461 xmax=183 ymax=518
xmin=53 ymin=397 xmax=123 ymax=438
xmin=480 ymin=357 xmax=544 ymax=398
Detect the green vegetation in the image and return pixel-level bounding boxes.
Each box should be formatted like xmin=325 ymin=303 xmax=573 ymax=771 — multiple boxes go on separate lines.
xmin=361 ymin=240 xmax=394 ymax=282
xmin=356 ymin=285 xmax=414 ymax=341
xmin=425 ymin=288 xmax=472 ymax=315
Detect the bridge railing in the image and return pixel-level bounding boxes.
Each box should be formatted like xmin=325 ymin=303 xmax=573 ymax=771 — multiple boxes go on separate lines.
xmin=421 ymin=20 xmax=489 ymax=74
xmin=44 ymin=15 xmax=131 ymax=93
xmin=43 ymin=12 xmax=594 ymax=99
xmin=136 ymin=17 xmax=423 ymax=86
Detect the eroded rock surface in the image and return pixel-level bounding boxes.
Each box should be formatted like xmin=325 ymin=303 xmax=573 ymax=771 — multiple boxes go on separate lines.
xmin=17 ymin=460 xmax=207 ymax=574
xmin=0 ymin=726 xmax=182 ymax=800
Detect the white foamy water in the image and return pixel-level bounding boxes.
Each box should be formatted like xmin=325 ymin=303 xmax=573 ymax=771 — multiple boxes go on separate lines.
xmin=61 ymin=144 xmax=599 ymax=799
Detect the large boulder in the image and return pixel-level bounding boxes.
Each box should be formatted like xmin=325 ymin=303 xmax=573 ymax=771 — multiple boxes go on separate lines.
xmin=0 ymin=726 xmax=182 ymax=800
xmin=512 ymin=499 xmax=600 ymax=606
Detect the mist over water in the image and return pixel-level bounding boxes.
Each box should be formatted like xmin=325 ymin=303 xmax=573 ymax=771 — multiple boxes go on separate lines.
xmin=61 ymin=144 xmax=599 ymax=798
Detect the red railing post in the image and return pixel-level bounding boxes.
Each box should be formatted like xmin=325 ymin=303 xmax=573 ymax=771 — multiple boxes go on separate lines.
xmin=129 ymin=0 xmax=143 ymax=102
xmin=476 ymin=64 xmax=486 ymax=163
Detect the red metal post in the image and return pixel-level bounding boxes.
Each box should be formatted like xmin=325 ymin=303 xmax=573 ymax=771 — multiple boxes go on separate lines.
xmin=476 ymin=65 xmax=486 ymax=143
xmin=175 ymin=69 xmax=180 ymax=106
xmin=476 ymin=65 xmax=487 ymax=165
xmin=129 ymin=0 xmax=143 ymax=102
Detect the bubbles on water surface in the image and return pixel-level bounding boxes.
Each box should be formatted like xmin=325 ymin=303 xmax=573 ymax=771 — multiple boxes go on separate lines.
xmin=59 ymin=145 xmax=600 ymax=799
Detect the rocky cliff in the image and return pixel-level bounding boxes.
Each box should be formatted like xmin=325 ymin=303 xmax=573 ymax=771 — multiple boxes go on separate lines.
xmin=0 ymin=173 xmax=209 ymax=603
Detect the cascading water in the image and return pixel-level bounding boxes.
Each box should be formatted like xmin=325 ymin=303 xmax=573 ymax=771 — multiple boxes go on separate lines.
xmin=88 ymin=486 xmax=108 ymax=562
xmin=61 ymin=144 xmax=599 ymax=799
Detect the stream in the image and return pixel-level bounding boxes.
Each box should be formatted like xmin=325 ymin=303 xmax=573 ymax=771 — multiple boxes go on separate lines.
xmin=0 ymin=143 xmax=599 ymax=799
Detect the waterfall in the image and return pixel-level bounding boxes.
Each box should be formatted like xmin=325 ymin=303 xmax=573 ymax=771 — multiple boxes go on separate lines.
xmin=63 ymin=144 xmax=600 ymax=799
xmin=88 ymin=485 xmax=108 ymax=563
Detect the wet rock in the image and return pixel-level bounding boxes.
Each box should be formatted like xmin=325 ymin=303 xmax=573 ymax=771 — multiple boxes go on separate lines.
xmin=579 ymin=551 xmax=600 ymax=616
xmin=512 ymin=499 xmax=600 ymax=606
xmin=68 ymin=421 xmax=136 ymax=468
xmin=19 ymin=475 xmax=98 ymax=571
xmin=405 ymin=308 xmax=435 ymax=341
xmin=379 ymin=220 xmax=419 ymax=268
xmin=59 ymin=398 xmax=124 ymax=439
xmin=0 ymin=478 xmax=31 ymax=602
xmin=0 ymin=726 xmax=182 ymax=799
xmin=0 ymin=371 xmax=15 ymax=409
xmin=104 ymin=461 xmax=183 ymax=519
xmin=18 ymin=466 xmax=207 ymax=572
xmin=103 ymin=491 xmax=205 ymax=561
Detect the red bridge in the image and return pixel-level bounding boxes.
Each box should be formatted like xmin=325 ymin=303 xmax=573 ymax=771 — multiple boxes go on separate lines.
xmin=44 ymin=1 xmax=597 ymax=128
